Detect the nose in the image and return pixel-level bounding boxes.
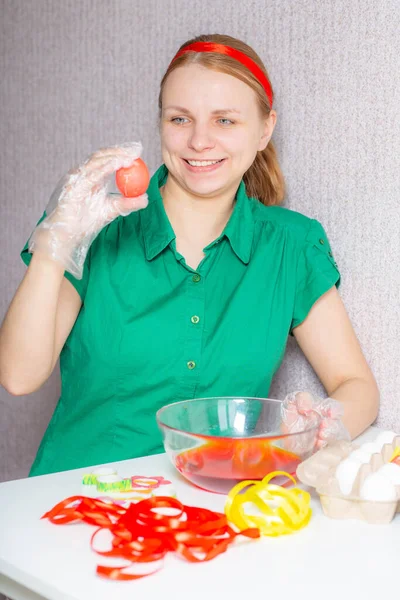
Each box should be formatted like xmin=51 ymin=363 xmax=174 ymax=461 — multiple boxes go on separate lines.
xmin=188 ymin=122 xmax=215 ymax=152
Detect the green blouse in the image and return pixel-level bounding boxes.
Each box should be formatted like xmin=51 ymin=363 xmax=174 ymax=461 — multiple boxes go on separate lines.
xmin=21 ymin=164 xmax=340 ymax=476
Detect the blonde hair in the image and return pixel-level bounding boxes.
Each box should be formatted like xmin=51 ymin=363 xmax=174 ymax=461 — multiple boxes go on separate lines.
xmin=158 ymin=33 xmax=285 ymax=206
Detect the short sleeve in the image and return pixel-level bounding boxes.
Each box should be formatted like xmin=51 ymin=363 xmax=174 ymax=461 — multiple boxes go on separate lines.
xmin=20 ymin=211 xmax=91 ymax=302
xmin=290 ymin=219 xmax=341 ymax=333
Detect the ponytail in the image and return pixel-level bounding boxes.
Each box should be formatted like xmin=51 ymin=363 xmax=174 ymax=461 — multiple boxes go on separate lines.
xmin=243 ymin=141 xmax=285 ymax=206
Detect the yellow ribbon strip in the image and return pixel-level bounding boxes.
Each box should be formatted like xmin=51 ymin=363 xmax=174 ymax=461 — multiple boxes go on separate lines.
xmin=225 ymin=471 xmax=312 ymax=536
xmin=389 ymin=446 xmax=400 ymax=463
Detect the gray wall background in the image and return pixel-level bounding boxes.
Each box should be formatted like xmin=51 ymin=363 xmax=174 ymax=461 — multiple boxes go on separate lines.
xmin=0 ymin=0 xmax=399 ymax=483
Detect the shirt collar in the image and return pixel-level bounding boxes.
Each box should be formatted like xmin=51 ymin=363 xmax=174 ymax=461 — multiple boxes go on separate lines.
xmin=218 ymin=178 xmax=254 ymax=264
xmin=141 ymin=164 xmax=254 ymax=264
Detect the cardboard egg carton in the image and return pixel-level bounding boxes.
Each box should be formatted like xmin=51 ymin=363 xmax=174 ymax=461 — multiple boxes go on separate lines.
xmin=296 ymin=436 xmax=400 ymax=524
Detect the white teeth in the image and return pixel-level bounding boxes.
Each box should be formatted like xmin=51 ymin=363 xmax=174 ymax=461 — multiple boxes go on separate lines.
xmin=186 ymin=159 xmax=222 ymax=167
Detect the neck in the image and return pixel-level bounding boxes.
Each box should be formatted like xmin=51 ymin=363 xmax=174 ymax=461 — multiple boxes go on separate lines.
xmin=160 ymin=174 xmax=237 ymax=244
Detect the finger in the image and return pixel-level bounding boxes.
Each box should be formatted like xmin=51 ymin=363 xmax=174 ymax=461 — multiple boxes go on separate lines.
xmin=79 ymin=143 xmax=143 ymax=183
xmin=85 ymin=150 xmax=141 ymax=172
xmin=281 ymin=401 xmax=300 ymax=427
xmin=317 ymin=419 xmax=350 ymax=443
xmin=58 ymin=144 xmax=144 ymax=196
xmin=324 ymin=397 xmax=344 ymax=420
xmin=81 ymin=155 xmax=141 ymax=186
xmin=318 ymin=419 xmax=338 ymax=439
xmin=315 ymin=438 xmax=328 ymax=450
xmin=107 ymin=193 xmax=149 ymax=219
xmin=83 ymin=142 xmax=143 ymax=164
xmin=282 ymin=411 xmax=310 ymax=435
xmin=282 ymin=390 xmax=300 ymax=409
xmin=294 ymin=391 xmax=315 ymax=415
xmin=117 ymin=193 xmax=149 ymax=214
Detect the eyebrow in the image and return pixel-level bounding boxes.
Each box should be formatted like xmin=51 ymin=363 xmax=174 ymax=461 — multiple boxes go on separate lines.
xmin=163 ymin=105 xmax=241 ymax=115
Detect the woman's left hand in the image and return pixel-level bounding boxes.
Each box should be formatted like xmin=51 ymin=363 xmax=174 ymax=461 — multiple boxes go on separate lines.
xmin=281 ymin=391 xmax=350 ymax=450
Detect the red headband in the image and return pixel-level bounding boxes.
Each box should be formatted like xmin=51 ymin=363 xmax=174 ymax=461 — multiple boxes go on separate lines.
xmin=170 ymin=41 xmax=273 ymax=108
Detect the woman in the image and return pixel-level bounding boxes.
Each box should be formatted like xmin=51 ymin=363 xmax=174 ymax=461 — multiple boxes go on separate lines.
xmin=0 ymin=34 xmax=379 ymax=476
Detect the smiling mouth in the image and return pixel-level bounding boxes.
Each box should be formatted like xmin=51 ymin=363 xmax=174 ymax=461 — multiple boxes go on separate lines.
xmin=184 ymin=158 xmax=226 ymax=167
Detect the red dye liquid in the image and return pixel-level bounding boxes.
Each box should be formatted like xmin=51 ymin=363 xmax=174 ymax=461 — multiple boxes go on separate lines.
xmin=175 ymin=438 xmax=301 ymax=494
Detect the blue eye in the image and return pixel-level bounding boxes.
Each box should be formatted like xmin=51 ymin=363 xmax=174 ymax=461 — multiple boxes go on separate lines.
xmin=218 ymin=118 xmax=234 ymax=125
xmin=171 ymin=117 xmax=188 ymax=125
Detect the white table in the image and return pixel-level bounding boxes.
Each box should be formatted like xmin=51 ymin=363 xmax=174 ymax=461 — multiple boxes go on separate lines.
xmin=0 ymin=426 xmax=397 ymax=600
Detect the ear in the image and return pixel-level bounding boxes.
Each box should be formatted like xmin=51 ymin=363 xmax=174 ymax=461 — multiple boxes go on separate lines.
xmin=258 ymin=110 xmax=277 ymax=151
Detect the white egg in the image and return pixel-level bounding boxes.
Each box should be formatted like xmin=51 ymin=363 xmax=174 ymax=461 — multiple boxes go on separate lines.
xmin=360 ymin=472 xmax=397 ymax=502
xmin=358 ymin=442 xmax=381 ymax=455
xmin=335 ymin=458 xmax=363 ymax=495
xmin=375 ymin=430 xmax=397 ymax=448
xmin=378 ymin=463 xmax=400 ymax=485
xmin=349 ymin=449 xmax=374 ymax=464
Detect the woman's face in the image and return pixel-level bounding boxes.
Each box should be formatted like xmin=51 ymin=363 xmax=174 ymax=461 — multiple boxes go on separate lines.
xmin=160 ymin=64 xmax=276 ymax=200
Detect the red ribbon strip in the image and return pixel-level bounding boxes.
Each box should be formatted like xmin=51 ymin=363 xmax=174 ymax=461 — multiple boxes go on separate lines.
xmin=42 ymin=495 xmax=260 ymax=580
xmin=171 ymin=41 xmax=274 ymax=108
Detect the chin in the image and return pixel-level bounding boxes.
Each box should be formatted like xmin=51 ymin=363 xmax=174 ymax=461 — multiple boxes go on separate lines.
xmin=180 ymin=169 xmax=235 ymax=197
xmin=183 ymin=179 xmax=228 ymax=198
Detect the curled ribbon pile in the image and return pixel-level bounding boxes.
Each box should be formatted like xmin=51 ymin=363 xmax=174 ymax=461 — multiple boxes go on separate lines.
xmin=81 ymin=469 xmax=177 ymax=504
xmin=42 ymin=495 xmax=260 ymax=580
xmin=225 ymin=471 xmax=312 ymax=536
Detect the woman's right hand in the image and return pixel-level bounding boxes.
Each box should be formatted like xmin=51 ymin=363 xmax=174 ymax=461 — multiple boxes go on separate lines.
xmin=28 ymin=142 xmax=149 ymax=279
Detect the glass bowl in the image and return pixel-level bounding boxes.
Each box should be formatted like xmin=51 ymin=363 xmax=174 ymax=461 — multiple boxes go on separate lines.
xmin=156 ymin=396 xmax=320 ymax=494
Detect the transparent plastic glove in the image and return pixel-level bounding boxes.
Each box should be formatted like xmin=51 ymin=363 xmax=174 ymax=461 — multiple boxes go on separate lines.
xmin=281 ymin=391 xmax=351 ymax=451
xmin=28 ymin=142 xmax=149 ymax=279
